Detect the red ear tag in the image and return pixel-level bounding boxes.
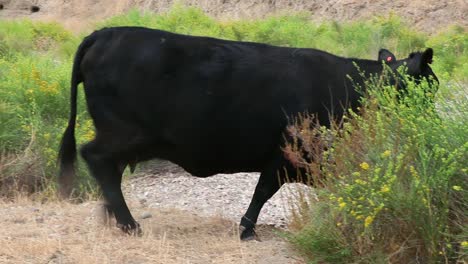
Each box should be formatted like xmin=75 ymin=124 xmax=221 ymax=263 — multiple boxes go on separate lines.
xmin=386 ymin=56 xmax=393 ymax=62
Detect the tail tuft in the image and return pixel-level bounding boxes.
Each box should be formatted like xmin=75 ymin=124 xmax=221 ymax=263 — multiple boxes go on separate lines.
xmin=57 ymin=33 xmax=96 ymax=198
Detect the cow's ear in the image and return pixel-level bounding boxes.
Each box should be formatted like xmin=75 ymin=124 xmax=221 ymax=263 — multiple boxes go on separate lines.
xmin=421 ymin=48 xmax=433 ymax=65
xmin=378 ymin=49 xmax=396 ymax=63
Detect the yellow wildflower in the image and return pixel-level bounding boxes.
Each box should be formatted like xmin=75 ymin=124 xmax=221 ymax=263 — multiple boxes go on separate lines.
xmin=31 ymin=67 xmax=40 ymax=80
xmin=452 ymin=186 xmax=462 ymax=191
xmin=360 ymin=162 xmax=370 ymax=170
xmin=336 ymin=222 xmax=342 ymax=227
xmin=374 ymin=205 xmax=384 ymax=213
xmin=338 ymin=202 xmax=346 ymax=210
xmin=84 ymin=129 xmax=95 ymax=141
xmin=422 ymin=198 xmax=429 ymax=207
xmin=382 ymin=150 xmax=391 ymax=158
xmin=380 ymin=185 xmax=390 ymax=193
xmin=364 ymin=216 xmax=374 ymax=227
xmin=410 ymin=166 xmax=418 ymax=178
xmin=355 ymin=179 xmax=366 ymax=185
xmin=461 ymin=241 xmax=468 ymax=248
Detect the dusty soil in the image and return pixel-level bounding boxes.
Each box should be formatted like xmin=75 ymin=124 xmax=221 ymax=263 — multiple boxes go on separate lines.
xmin=1 ymin=161 xmax=309 ymax=263
xmin=0 ymin=0 xmax=467 ymax=33
xmin=0 ymin=196 xmax=305 ymax=263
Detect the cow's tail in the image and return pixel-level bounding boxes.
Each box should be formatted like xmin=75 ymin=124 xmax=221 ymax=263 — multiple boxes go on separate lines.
xmin=57 ymin=34 xmax=96 ymax=198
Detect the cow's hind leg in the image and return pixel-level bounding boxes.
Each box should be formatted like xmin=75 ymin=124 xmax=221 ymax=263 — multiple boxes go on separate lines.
xmin=80 ymin=94 xmax=148 ymax=234
xmin=240 ymin=160 xmax=284 ymax=241
xmin=81 ymin=139 xmax=141 ymax=235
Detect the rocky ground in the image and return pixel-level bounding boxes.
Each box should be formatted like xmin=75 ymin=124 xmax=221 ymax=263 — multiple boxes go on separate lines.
xmin=123 ymin=160 xmax=314 ymax=230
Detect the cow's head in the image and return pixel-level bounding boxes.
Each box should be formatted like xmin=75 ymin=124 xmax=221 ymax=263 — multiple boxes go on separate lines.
xmin=378 ymin=48 xmax=439 ymax=89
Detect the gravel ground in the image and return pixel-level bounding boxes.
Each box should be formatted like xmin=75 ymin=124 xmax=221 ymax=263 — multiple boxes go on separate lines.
xmin=123 ymin=160 xmax=314 ymax=229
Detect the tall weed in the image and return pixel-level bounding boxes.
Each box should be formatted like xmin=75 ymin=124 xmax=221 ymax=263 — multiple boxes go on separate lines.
xmin=0 ymin=46 xmax=95 ymax=198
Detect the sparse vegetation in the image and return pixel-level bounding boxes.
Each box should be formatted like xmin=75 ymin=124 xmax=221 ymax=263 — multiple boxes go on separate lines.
xmin=0 ymin=5 xmax=466 ymax=262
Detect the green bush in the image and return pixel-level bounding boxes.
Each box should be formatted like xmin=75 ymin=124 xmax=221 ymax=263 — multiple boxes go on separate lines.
xmin=286 ymin=74 xmax=467 ymax=262
xmin=0 ymin=20 xmax=93 ymax=198
xmin=427 ymin=26 xmax=468 ymax=81
xmin=0 ymin=52 xmax=96 ymax=198
xmin=99 ymin=5 xmax=222 ymax=37
xmin=0 ymin=20 xmax=76 ymax=57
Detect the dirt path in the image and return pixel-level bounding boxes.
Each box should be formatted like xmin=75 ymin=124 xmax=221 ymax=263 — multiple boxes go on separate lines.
xmin=0 ymin=196 xmax=305 ymax=263
xmin=1 ymin=162 xmax=308 ymax=263
xmin=123 ymin=161 xmax=313 ymax=229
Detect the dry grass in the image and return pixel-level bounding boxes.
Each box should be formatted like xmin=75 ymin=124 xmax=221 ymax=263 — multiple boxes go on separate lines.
xmin=0 ymin=131 xmax=51 ymax=198
xmin=0 ymin=195 xmax=304 ymax=264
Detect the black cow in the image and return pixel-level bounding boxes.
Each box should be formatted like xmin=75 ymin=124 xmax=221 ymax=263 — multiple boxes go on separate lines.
xmin=58 ymin=27 xmax=438 ymax=240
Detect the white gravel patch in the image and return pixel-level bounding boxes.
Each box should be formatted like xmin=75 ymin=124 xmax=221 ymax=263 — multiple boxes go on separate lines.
xmin=123 ymin=161 xmax=314 ymax=228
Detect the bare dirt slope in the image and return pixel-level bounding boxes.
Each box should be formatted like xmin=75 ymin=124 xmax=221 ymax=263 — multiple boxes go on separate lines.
xmin=0 ymin=0 xmax=467 ymax=33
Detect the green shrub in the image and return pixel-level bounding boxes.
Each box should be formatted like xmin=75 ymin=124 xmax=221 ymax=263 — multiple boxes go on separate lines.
xmin=0 ymin=20 xmax=75 ymax=57
xmin=427 ymin=26 xmax=468 ymax=80
xmin=0 ymin=51 xmax=95 ymax=198
xmin=99 ymin=5 xmax=222 ymax=37
xmin=286 ymin=75 xmax=467 ymax=262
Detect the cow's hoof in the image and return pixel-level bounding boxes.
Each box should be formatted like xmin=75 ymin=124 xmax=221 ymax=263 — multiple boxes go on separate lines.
xmin=240 ymin=226 xmax=257 ymax=241
xmin=118 ymin=222 xmax=142 ymax=236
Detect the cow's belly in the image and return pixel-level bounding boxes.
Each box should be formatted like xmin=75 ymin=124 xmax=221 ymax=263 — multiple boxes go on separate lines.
xmin=147 ymin=120 xmax=283 ymax=177
xmin=161 ymin=136 xmax=279 ymax=177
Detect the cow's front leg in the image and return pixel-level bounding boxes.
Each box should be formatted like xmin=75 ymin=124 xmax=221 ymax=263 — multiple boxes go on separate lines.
xmin=240 ymin=166 xmax=282 ymax=241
